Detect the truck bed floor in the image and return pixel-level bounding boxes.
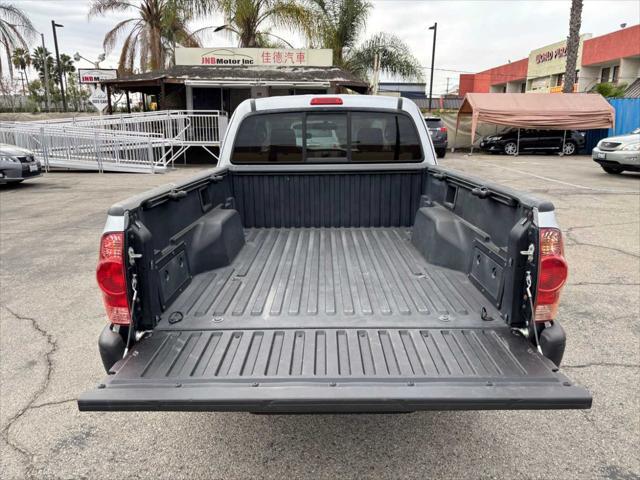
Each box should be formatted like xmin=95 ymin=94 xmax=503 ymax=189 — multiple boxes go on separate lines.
xmin=158 ymin=228 xmax=499 ymax=330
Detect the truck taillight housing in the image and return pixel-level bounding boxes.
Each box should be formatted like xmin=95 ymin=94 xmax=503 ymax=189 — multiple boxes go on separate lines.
xmin=96 ymin=232 xmax=130 ymax=325
xmin=535 ymin=228 xmax=568 ymax=322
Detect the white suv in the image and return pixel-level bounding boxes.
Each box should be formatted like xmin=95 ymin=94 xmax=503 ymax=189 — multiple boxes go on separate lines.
xmin=592 ymin=128 xmax=640 ymax=174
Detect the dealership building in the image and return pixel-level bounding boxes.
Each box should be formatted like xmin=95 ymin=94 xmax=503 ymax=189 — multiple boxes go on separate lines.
xmin=102 ymin=47 xmax=367 ymax=114
xmin=459 ymin=24 xmax=640 ymax=96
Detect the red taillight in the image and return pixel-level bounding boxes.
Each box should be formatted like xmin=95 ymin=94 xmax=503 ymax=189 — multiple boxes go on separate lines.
xmin=96 ymin=232 xmax=130 ymax=325
xmin=439 ymin=127 xmax=447 ymax=133
xmin=534 ymin=228 xmax=568 ymax=322
xmin=310 ymin=97 xmax=343 ymax=105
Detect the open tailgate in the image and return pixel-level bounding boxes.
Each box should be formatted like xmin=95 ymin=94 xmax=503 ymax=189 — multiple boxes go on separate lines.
xmin=78 ymin=327 xmax=591 ymax=412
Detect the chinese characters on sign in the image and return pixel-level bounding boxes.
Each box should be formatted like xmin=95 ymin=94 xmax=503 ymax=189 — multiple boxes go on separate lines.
xmin=260 ymin=50 xmax=306 ymax=65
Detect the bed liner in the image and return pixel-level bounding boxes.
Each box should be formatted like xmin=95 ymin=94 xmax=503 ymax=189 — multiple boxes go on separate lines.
xmin=78 ymin=227 xmax=591 ymax=412
xmin=157 ymin=227 xmax=499 ymax=330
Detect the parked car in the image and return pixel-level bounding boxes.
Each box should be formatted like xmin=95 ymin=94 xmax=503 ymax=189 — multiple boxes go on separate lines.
xmin=79 ymin=95 xmax=590 ymax=413
xmin=424 ymin=116 xmax=448 ymax=158
xmin=0 ymin=144 xmax=42 ymax=184
xmin=592 ymin=128 xmax=640 ymax=174
xmin=479 ymin=129 xmax=585 ymax=156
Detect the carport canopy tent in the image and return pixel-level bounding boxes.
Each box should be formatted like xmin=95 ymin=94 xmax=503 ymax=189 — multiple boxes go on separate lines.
xmin=456 ymin=93 xmax=615 ymax=149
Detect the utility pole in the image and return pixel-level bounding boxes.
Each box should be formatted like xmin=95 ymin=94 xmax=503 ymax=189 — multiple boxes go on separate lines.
xmin=51 ymin=20 xmax=67 ymax=112
xmin=445 ymin=77 xmax=450 ymax=95
xmin=41 ymin=33 xmax=50 ymax=112
xmin=428 ymin=22 xmax=437 ymax=111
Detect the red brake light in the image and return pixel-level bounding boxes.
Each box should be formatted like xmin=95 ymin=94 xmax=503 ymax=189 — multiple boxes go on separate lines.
xmin=534 ymin=228 xmax=568 ymax=322
xmin=310 ymin=97 xmax=343 ymax=105
xmin=96 ymin=232 xmax=130 ymax=325
xmin=439 ymin=127 xmax=447 ymax=133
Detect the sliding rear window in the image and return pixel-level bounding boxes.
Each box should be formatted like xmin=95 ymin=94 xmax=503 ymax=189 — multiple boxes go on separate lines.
xmin=231 ymin=110 xmax=423 ymax=164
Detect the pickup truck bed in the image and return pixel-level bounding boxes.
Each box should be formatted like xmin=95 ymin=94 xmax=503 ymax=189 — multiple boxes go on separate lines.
xmin=159 ymin=227 xmax=496 ymax=327
xmin=79 ymin=95 xmax=591 ymax=413
xmin=80 ymin=229 xmax=587 ymax=412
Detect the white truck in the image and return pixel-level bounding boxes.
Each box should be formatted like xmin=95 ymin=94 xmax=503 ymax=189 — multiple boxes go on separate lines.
xmin=79 ymin=95 xmax=591 ymax=413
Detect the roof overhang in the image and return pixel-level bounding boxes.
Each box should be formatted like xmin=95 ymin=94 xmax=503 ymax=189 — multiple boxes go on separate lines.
xmin=184 ymin=79 xmax=331 ymax=88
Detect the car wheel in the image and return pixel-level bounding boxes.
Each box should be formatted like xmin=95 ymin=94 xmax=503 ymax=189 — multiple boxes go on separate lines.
xmin=562 ymin=141 xmax=576 ymax=155
xmin=601 ymin=165 xmax=623 ymax=174
xmin=436 ymin=148 xmax=446 ymax=159
xmin=503 ymin=142 xmax=518 ymax=155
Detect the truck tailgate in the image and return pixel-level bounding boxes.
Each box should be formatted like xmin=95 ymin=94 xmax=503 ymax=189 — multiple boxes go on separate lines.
xmin=78 ymin=327 xmax=591 ymax=412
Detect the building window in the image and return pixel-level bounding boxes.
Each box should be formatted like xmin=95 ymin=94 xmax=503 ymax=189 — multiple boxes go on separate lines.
xmin=601 ymin=67 xmax=611 ymax=83
xmin=612 ymin=65 xmax=620 ymax=83
xmin=556 ymin=73 xmax=564 ymax=87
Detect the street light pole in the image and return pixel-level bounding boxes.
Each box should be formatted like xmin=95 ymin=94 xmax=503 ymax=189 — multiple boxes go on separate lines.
xmin=428 ymin=22 xmax=437 ymax=112
xmin=51 ymin=20 xmax=67 ymax=112
xmin=41 ymin=33 xmax=50 ymax=112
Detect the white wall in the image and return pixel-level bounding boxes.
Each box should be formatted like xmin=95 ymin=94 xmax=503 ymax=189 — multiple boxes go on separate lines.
xmin=620 ymin=57 xmax=640 ymax=86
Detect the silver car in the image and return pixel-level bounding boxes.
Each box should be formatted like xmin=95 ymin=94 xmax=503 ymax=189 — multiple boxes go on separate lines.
xmin=592 ymin=128 xmax=640 ymax=174
xmin=0 ymin=143 xmax=42 ymax=184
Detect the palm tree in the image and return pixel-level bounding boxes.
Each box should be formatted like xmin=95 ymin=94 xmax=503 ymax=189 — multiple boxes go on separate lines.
xmin=11 ymin=46 xmax=29 ymax=85
xmin=182 ymin=0 xmax=314 ymax=48
xmin=56 ymin=53 xmax=75 ymax=90
xmin=89 ymin=0 xmax=202 ymax=73
xmin=31 ymin=46 xmax=54 ymax=83
xmin=563 ymin=0 xmax=583 ymax=93
xmin=0 ymin=3 xmax=36 ymax=77
xmin=309 ymin=0 xmax=422 ymax=82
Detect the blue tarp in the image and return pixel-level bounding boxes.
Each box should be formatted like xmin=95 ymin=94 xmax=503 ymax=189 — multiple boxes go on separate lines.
xmin=584 ymin=97 xmax=639 ymax=151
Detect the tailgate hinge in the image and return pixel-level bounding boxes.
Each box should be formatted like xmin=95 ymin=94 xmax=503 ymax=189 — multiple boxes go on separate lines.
xmin=127 ymin=246 xmax=142 ymax=266
xmin=520 ymin=243 xmax=535 ymax=263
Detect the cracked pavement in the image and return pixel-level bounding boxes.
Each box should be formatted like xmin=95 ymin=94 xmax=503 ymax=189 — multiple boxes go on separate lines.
xmin=1 ymin=155 xmax=638 ymax=479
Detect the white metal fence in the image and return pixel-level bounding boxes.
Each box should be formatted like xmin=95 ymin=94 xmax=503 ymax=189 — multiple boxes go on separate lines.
xmin=0 ymin=110 xmax=228 ymax=173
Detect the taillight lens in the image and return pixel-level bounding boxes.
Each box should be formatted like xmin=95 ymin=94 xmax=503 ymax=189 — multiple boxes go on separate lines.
xmin=96 ymin=232 xmax=130 ymax=325
xmin=534 ymin=228 xmax=568 ymax=322
xmin=439 ymin=126 xmax=447 ymax=133
xmin=310 ymin=97 xmax=343 ymax=105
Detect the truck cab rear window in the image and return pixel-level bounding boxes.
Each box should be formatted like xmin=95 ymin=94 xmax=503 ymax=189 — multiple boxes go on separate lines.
xmin=231 ymin=110 xmax=422 ymax=164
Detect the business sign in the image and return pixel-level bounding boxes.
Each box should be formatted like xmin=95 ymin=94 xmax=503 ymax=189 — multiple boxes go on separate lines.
xmin=78 ymin=69 xmax=118 ymax=84
xmin=536 ymin=46 xmax=567 ymax=64
xmin=527 ymin=34 xmax=591 ymax=79
xmin=175 ymin=48 xmax=333 ymax=67
xmin=89 ymin=87 xmax=109 ymax=112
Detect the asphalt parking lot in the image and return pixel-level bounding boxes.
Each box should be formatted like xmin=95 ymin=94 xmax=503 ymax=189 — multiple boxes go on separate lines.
xmin=1 ymin=153 xmax=638 ymax=480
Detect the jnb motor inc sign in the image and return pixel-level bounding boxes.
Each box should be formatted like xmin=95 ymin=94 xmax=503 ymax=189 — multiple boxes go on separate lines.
xmin=175 ymin=48 xmax=333 ymax=67
xmin=78 ymin=69 xmax=118 ymax=84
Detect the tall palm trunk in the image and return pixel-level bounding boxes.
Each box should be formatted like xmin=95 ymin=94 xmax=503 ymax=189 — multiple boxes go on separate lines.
xmin=150 ymin=25 xmax=162 ymax=70
xmin=563 ymin=0 xmax=583 ymax=93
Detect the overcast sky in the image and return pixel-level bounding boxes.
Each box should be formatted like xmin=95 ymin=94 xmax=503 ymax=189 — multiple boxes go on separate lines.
xmin=18 ymin=0 xmax=640 ymax=94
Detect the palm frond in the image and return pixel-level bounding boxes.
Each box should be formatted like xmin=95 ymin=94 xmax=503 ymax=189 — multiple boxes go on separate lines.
xmin=103 ymin=17 xmax=137 ymax=52
xmin=89 ymin=0 xmax=136 ymax=17
xmin=347 ymin=32 xmax=423 ymax=81
xmin=0 ymin=3 xmax=35 ymax=37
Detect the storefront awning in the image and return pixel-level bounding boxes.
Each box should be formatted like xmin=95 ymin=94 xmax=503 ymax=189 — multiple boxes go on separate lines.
xmin=102 ymin=65 xmax=368 ymax=93
xmin=457 ymin=93 xmax=615 ymax=144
